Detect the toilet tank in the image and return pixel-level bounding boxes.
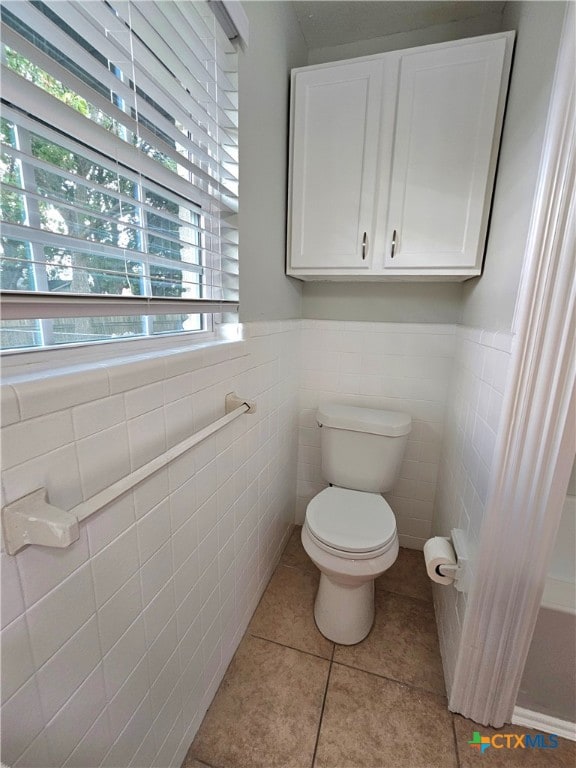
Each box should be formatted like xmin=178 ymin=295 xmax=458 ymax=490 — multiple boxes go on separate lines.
xmin=317 ymin=403 xmax=411 ymax=493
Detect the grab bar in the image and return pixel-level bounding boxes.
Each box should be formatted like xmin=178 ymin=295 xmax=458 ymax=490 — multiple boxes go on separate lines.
xmin=1 ymin=392 xmax=255 ymax=555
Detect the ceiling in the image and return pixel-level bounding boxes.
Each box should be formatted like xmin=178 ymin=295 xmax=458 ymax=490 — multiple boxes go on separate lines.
xmin=292 ymin=1 xmax=506 ymax=49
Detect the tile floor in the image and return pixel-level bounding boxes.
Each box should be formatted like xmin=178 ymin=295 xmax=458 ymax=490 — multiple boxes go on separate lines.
xmin=183 ymin=527 xmax=575 ymax=768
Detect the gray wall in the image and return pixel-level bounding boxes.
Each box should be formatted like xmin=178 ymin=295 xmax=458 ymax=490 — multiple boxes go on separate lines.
xmin=461 ymin=1 xmax=567 ymax=331
xmin=238 ymin=1 xmax=307 ymax=321
xmin=301 ymin=10 xmax=502 ymax=324
xmin=307 ymin=10 xmax=503 ymax=65
xmin=237 ymin=1 xmax=566 ymax=328
xmin=301 ymin=282 xmax=463 ymax=324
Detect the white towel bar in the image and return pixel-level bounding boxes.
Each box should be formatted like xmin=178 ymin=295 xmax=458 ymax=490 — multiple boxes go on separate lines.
xmin=1 ymin=392 xmax=255 ymax=555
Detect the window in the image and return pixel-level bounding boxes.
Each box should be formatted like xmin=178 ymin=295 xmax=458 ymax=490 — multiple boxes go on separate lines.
xmin=0 ymin=0 xmax=239 ymax=351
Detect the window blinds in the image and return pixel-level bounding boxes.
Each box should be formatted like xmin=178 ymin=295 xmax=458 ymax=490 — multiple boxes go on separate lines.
xmin=0 ymin=0 xmax=238 ymax=348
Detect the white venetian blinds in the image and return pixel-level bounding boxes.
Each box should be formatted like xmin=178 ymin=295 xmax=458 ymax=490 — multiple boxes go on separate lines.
xmin=0 ymin=0 xmax=239 ymax=348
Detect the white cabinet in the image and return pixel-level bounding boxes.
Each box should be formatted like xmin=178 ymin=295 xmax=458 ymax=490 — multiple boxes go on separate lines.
xmin=290 ymin=60 xmax=383 ymax=270
xmin=287 ymin=32 xmax=514 ymax=281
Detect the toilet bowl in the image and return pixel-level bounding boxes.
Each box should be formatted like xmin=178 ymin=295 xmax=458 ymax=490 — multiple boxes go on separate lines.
xmin=303 ymin=403 xmax=410 ymax=645
xmin=302 ymin=486 xmax=399 ymax=645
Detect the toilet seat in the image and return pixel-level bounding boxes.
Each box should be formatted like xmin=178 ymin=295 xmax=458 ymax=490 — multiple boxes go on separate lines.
xmin=305 ymin=487 xmax=397 ymax=560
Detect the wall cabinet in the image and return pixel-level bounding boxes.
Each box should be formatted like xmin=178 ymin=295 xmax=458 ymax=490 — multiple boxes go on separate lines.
xmin=287 ymin=32 xmax=515 ymax=281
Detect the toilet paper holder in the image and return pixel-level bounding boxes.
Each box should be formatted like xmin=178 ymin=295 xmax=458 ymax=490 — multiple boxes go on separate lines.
xmin=440 ymin=529 xmax=470 ymax=592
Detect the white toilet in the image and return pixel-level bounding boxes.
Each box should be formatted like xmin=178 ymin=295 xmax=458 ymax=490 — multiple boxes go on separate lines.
xmin=302 ymin=403 xmax=411 ymax=645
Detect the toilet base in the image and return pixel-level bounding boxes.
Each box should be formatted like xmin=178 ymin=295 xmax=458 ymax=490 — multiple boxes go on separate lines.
xmin=314 ymin=573 xmax=375 ymax=645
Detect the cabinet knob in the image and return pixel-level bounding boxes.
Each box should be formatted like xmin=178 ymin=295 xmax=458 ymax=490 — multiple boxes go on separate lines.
xmin=391 ymin=229 xmax=397 ymax=259
xmin=362 ymin=232 xmax=367 ymax=260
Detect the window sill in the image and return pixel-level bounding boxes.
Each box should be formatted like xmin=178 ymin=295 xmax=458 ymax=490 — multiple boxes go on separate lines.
xmin=1 ymin=324 xmax=247 ymax=424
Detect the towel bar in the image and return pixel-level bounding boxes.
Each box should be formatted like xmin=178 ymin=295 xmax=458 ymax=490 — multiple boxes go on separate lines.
xmin=2 ymin=392 xmax=255 ymax=555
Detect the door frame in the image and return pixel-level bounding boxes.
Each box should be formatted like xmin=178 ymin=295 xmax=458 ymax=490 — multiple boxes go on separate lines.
xmin=448 ymin=2 xmax=575 ymax=727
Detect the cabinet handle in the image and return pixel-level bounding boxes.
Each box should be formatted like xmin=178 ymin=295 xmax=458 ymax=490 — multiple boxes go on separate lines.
xmin=391 ymin=229 xmax=397 ymax=259
xmin=362 ymin=232 xmax=367 ymax=260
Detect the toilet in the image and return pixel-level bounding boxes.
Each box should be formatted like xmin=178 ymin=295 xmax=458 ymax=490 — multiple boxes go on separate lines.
xmin=302 ymin=403 xmax=411 ymax=645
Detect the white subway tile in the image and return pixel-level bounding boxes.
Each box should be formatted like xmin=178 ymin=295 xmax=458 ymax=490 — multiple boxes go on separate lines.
xmin=76 ymin=423 xmax=130 ymax=499
xmin=107 ymin=656 xmax=150 ymax=741
xmin=1 ymin=322 xmax=301 ymax=766
xmin=198 ymin=526 xmax=219 ymax=578
xmin=97 ymin=572 xmax=143 ymax=655
xmin=0 ymin=615 xmax=35 ymax=703
xmin=2 ymin=411 xmax=74 ymax=471
xmin=491 ymin=349 xmax=510 ymax=394
xmin=176 ymin=583 xmax=202 ymax=642
xmin=0 ymin=384 xmax=20 ymax=426
xmin=128 ymin=718 xmax=157 ymax=768
xmin=172 ymin=511 xmax=199 ymax=573
xmin=100 ymin=693 xmax=153 ymax=768
xmin=3 ymin=443 xmax=84 ymax=513
xmin=91 ymin=526 xmax=139 ymax=607
xmin=106 ymin=357 xmax=167 ymax=395
xmin=143 ymin=581 xmax=176 ymax=648
xmin=1 ymin=553 xmax=24 ymax=628
xmin=137 ymin=499 xmax=171 ymax=565
xmin=147 ymin=615 xmax=178 ymax=685
xmin=168 ymin=449 xmax=196 ymax=492
xmin=103 ymin=616 xmax=147 ymax=700
xmin=86 ymin=494 xmax=135 ymax=556
xmin=13 ymin=732 xmax=56 ymax=768
xmin=127 ymin=407 xmax=166 ymax=471
xmin=62 ymin=707 xmax=111 ymax=768
xmin=170 ymin=477 xmax=197 ymax=533
xmin=164 ymin=395 xmax=195 ymax=448
xmin=26 ymin=562 xmax=95 ymax=669
xmin=196 ymin=459 xmax=218 ymax=509
xmin=399 ymin=518 xmax=433 ymax=539
xmin=150 ymin=646 xmax=181 ymax=712
xmin=141 ymin=541 xmax=173 ymax=607
xmin=217 ymin=476 xmax=236 ymax=522
xmin=16 ymin=528 xmax=89 ymax=608
xmin=1 ymin=677 xmax=46 ymax=766
xmin=36 ymin=616 xmax=101 ymax=722
xmin=13 ymin=368 xmax=109 ymax=421
xmin=133 ymin=468 xmax=169 ymax=520
xmin=152 ymin=683 xmax=183 ymax=755
xmin=72 ymin=394 xmax=125 ymax=440
xmin=124 ymin=381 xmax=164 ymax=420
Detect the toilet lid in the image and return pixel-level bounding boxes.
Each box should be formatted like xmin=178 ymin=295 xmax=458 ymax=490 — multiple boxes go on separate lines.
xmin=306 ymin=487 xmax=397 ymax=554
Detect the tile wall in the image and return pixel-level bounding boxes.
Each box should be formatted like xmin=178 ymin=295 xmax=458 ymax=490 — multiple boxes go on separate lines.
xmin=432 ymin=326 xmax=513 ymax=694
xmin=0 ymin=318 xmax=514 ymax=765
xmin=0 ymin=321 xmax=299 ymax=768
xmin=296 ymin=320 xmax=456 ymax=549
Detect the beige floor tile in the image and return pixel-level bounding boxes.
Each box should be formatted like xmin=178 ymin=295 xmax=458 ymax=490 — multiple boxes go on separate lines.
xmin=187 ymin=635 xmax=330 ymax=768
xmin=454 ymin=715 xmax=576 ymax=767
xmin=249 ymin=564 xmax=334 ymax=659
xmin=375 ymin=546 xmax=432 ymax=603
xmin=333 ymin=589 xmax=445 ymax=695
xmin=280 ymin=525 xmax=316 ymax=572
xmin=315 ymin=663 xmax=457 ymax=768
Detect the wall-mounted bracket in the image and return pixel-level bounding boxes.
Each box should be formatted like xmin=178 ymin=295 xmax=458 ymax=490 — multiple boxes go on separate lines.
xmin=442 ymin=528 xmax=471 ymax=592
xmin=2 ymin=488 xmax=79 ymax=556
xmin=225 ymin=391 xmax=256 ymax=414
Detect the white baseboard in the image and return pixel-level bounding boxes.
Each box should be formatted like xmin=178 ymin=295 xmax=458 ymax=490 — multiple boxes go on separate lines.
xmin=512 ymin=706 xmax=576 ymax=742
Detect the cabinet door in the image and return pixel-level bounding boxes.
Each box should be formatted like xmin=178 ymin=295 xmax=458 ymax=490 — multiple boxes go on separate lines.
xmin=289 ymin=61 xmax=383 ymax=270
xmin=384 ymin=37 xmax=508 ymax=270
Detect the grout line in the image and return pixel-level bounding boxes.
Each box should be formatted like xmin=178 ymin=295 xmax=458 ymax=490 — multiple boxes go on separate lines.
xmin=249 ymin=633 xmax=333 ymax=663
xmin=311 ymin=656 xmax=333 ymax=768
xmin=331 ymin=659 xmax=449 ymax=702
xmin=451 ymin=714 xmax=462 ymax=768
xmin=279 ymin=561 xmax=317 ymax=575
xmin=374 ymin=584 xmax=434 ymax=605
